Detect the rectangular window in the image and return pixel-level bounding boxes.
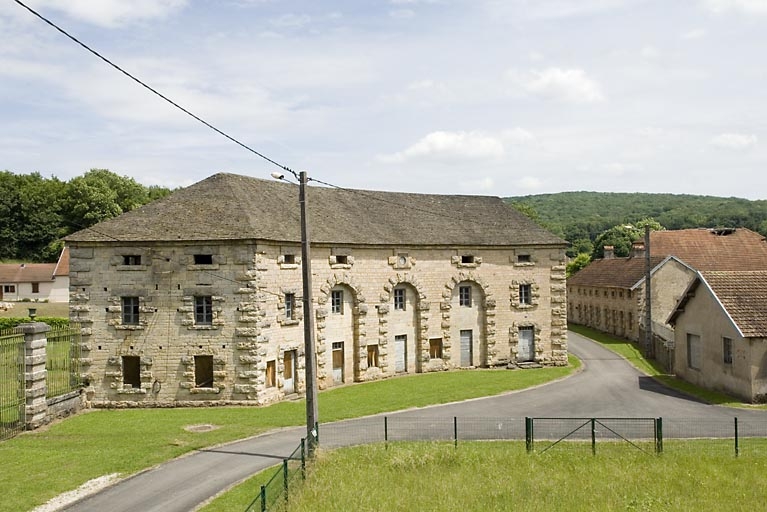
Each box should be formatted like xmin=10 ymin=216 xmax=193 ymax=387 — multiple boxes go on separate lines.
xmin=122 ymin=296 xmax=140 ymax=325
xmin=193 ymin=254 xmax=213 ymax=265
xmin=367 ymin=344 xmax=379 ymax=368
xmin=331 ymin=290 xmax=343 ymax=314
xmin=429 ymin=338 xmax=443 ymax=359
xmin=459 ymin=285 xmax=472 ymax=307
xmin=461 ymin=255 xmax=475 ymax=264
xmin=266 ymin=360 xmax=276 ymax=387
xmin=31 ymin=282 xmax=40 ymax=293
xmin=723 ymin=337 xmax=733 ymax=365
xmin=194 ymin=296 xmax=213 ymax=325
xmin=3 ymin=285 xmax=15 ymax=293
xmin=687 ymin=333 xmax=701 ymax=370
xmin=517 ymin=254 xmax=531 ymax=263
xmin=123 ymin=255 xmax=141 ymax=265
xmin=194 ymin=355 xmax=214 ymax=387
xmin=283 ymin=254 xmax=295 ymax=264
xmin=122 ymin=356 xmax=141 ymax=388
xmin=519 ymin=284 xmax=532 ymax=305
xmin=393 ymin=288 xmax=406 ymax=311
xmin=335 ymin=255 xmax=348 ymax=265
xmin=285 ymin=293 xmax=295 ymax=319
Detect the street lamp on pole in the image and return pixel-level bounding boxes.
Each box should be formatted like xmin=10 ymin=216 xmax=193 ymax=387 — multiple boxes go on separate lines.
xmin=272 ymin=170 xmax=319 ymax=454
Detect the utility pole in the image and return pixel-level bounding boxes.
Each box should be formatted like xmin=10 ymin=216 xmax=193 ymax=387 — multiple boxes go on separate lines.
xmin=644 ymin=225 xmax=654 ymax=358
xmin=299 ymin=170 xmax=319 ymax=454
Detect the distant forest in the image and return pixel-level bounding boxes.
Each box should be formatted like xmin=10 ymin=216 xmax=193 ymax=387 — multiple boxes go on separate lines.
xmin=507 ymin=191 xmax=767 ymax=258
xmin=0 ymin=169 xmax=172 ymax=263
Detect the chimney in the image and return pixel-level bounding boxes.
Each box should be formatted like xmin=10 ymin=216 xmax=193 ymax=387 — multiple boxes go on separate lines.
xmin=631 ymin=241 xmax=645 ymax=258
xmin=603 ymin=245 xmax=614 ymax=259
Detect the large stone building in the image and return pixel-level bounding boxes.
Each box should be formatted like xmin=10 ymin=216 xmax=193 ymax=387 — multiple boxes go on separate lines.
xmin=65 ymin=173 xmax=568 ymax=407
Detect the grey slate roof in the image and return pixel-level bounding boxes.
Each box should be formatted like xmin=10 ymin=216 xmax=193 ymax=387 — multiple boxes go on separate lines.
xmin=65 ymin=173 xmax=565 ymax=247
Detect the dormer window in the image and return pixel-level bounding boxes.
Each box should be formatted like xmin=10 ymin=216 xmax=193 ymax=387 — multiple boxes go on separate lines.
xmin=194 ymin=254 xmax=213 ymax=265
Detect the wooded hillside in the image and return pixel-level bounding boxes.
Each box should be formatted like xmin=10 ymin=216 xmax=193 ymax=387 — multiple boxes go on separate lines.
xmin=507 ymin=191 xmax=767 ymax=257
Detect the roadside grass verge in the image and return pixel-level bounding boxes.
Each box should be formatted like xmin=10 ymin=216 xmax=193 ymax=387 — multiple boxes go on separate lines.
xmin=202 ymin=441 xmax=767 ymax=512
xmin=567 ymin=324 xmax=758 ymax=408
xmin=0 ymin=361 xmax=576 ymax=512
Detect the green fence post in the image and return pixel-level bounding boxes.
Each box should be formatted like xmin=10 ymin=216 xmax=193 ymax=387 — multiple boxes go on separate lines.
xmin=734 ymin=417 xmax=739 ymax=457
xmin=454 ymin=416 xmax=458 ymax=449
xmin=591 ymin=418 xmax=596 ymax=456
xmin=260 ymin=484 xmax=266 ymax=512
xmin=655 ymin=418 xmax=663 ymax=454
xmin=283 ymin=459 xmax=289 ymax=503
xmin=301 ymin=437 xmax=306 ymax=479
xmin=525 ymin=417 xmax=533 ymax=453
xmin=384 ymin=416 xmax=388 ymax=450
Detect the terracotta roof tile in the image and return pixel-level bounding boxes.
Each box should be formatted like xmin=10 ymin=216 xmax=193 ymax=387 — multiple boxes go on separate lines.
xmin=650 ymin=228 xmax=767 ymax=271
xmin=567 ymin=256 xmax=666 ymax=288
xmin=64 ymin=173 xmax=566 ymax=247
xmin=701 ymin=270 xmax=767 ymax=338
xmin=0 ymin=263 xmax=56 ymax=284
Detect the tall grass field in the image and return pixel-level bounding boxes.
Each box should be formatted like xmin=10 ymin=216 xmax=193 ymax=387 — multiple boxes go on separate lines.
xmin=207 ymin=442 xmax=767 ymax=512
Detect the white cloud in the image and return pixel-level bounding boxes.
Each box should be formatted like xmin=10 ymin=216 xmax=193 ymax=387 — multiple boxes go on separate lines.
xmin=710 ymin=132 xmax=758 ymax=149
xmin=389 ymin=9 xmax=415 ymax=18
xmin=681 ymin=28 xmax=707 ymax=39
xmin=517 ymin=176 xmax=544 ymax=191
xmin=703 ymin=0 xmax=767 ymax=15
xmin=381 ymin=131 xmax=507 ymax=163
xmin=31 ymin=0 xmax=187 ymax=27
xmin=269 ymin=13 xmax=311 ymax=28
xmin=507 ymin=67 xmax=605 ymax=103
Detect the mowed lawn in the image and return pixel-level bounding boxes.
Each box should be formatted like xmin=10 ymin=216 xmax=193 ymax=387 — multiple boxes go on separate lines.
xmin=0 ymin=360 xmax=576 ymax=512
xmin=239 ymin=442 xmax=767 ymax=512
xmin=0 ymin=302 xmax=69 ymax=319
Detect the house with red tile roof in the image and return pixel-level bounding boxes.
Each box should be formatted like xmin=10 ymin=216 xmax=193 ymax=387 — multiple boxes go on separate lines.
xmin=0 ymin=248 xmax=69 ymax=303
xmin=669 ymin=270 xmax=767 ymax=402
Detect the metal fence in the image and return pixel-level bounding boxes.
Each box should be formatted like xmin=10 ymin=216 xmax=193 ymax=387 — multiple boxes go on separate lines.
xmin=318 ymin=415 xmax=767 ymax=457
xmin=245 ymin=426 xmax=318 ymax=512
xmin=46 ymin=324 xmax=82 ymax=399
xmin=0 ymin=327 xmax=24 ymax=441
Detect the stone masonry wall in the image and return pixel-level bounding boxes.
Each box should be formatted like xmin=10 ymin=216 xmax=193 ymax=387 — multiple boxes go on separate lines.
xmin=69 ymin=241 xmax=567 ymax=407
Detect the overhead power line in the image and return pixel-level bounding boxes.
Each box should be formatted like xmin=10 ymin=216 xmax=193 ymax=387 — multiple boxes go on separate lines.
xmin=14 ymin=0 xmax=296 ymax=178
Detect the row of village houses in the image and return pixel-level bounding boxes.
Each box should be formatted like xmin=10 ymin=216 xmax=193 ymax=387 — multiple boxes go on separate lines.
xmin=6 ymin=173 xmax=767 ymax=404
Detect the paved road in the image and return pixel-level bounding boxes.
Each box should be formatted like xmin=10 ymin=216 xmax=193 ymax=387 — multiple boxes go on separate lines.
xmin=63 ymin=331 xmax=767 ymax=512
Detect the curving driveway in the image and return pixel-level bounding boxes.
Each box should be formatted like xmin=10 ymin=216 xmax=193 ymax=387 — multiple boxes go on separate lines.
xmin=63 ymin=331 xmax=767 ymax=512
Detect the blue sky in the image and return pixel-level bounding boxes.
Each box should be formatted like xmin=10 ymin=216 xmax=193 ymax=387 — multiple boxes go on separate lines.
xmin=2 ymin=0 xmax=766 ymax=198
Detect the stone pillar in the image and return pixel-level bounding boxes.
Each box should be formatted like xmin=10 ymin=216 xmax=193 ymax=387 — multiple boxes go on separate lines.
xmin=21 ymin=322 xmax=50 ymax=429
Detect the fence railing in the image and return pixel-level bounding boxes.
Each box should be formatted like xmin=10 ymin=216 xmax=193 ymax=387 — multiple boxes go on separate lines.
xmin=46 ymin=324 xmax=82 ymax=399
xmin=245 ymin=425 xmax=318 ymax=512
xmin=318 ymin=415 xmax=767 ymax=457
xmin=0 ymin=328 xmax=25 ymax=441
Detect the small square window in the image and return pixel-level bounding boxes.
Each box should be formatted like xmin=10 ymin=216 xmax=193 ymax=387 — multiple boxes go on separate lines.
xmin=285 ymin=293 xmax=296 ymax=320
xmin=331 ymin=290 xmax=343 ymax=314
xmin=393 ymin=288 xmax=406 ymax=311
xmin=195 ymin=296 xmax=213 ymax=325
xmin=367 ymin=345 xmax=379 ymax=368
xmin=266 ymin=360 xmax=276 ymax=387
xmin=122 ymin=356 xmax=141 ymax=388
xmin=517 ymin=254 xmax=531 ymax=263
xmin=429 ymin=338 xmax=443 ymax=359
xmin=336 ymin=255 xmax=348 ymax=265
xmin=122 ymin=296 xmax=140 ymax=325
xmin=283 ymin=254 xmax=295 ymax=264
xmin=123 ymin=255 xmax=141 ymax=265
xmin=459 ymin=285 xmax=472 ymax=307
xmin=194 ymin=254 xmax=213 ymax=265
xmin=461 ymin=255 xmax=475 ymax=264
xmin=194 ymin=355 xmax=214 ymax=387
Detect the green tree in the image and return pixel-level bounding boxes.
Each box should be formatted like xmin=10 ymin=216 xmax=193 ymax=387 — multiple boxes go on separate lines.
xmin=566 ymin=253 xmax=591 ymax=277
xmin=62 ymin=169 xmax=149 ymax=230
xmin=591 ymin=218 xmax=664 ymax=259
